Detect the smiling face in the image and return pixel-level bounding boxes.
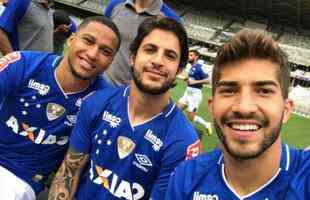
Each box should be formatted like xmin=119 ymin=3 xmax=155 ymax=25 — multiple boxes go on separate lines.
xmin=208 ymin=58 xmax=293 ymax=160
xmin=130 ymin=28 xmax=181 ymax=95
xmin=66 ymin=21 xmax=119 ymax=80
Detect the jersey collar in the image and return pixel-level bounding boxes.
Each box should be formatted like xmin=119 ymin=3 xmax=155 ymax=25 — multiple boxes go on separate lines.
xmin=122 ymin=85 xmax=176 ymax=119
xmin=218 ymin=143 xmax=291 ymax=199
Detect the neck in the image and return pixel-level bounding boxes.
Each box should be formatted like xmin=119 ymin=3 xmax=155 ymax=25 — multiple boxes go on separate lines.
xmin=222 ymin=140 xmax=282 ymax=197
xmin=128 ymin=81 xmax=170 ymax=126
xmin=55 ymin=56 xmax=91 ymax=93
xmin=134 ymin=0 xmax=154 ymax=12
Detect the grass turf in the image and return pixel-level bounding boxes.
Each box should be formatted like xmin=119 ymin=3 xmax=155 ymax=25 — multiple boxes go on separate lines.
xmin=171 ymin=79 xmax=310 ymax=152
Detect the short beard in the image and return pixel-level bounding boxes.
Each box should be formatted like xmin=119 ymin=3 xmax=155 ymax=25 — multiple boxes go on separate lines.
xmin=214 ymin=113 xmax=283 ymax=160
xmin=131 ymin=66 xmax=174 ymax=95
xmin=68 ymin=56 xmax=89 ymax=80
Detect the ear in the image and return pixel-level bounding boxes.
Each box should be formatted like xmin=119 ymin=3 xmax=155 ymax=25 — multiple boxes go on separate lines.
xmin=282 ymin=98 xmax=294 ymax=123
xmin=130 ymin=54 xmax=135 ymax=66
xmin=208 ymin=97 xmax=213 ymax=115
xmin=176 ymin=67 xmax=182 ymax=75
xmin=66 ymin=33 xmax=75 ymax=47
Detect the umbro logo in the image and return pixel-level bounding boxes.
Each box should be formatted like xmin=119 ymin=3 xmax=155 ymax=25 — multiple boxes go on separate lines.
xmin=102 ymin=111 xmax=121 ymax=128
xmin=133 ymin=153 xmax=152 ymax=173
xmin=135 ymin=154 xmax=152 ymax=167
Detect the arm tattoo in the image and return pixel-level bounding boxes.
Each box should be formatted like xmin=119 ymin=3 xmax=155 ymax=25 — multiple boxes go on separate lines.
xmin=48 ymin=148 xmax=89 ymax=200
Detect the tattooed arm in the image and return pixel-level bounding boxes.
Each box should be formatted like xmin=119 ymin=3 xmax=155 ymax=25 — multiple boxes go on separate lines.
xmin=48 ymin=147 xmax=89 ymax=200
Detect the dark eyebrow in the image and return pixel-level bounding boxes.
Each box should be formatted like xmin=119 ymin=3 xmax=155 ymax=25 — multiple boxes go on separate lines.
xmin=81 ymin=33 xmax=114 ymax=53
xmin=80 ymin=33 xmax=95 ymax=39
xmin=254 ymin=81 xmax=279 ymax=87
xmin=216 ymin=81 xmax=238 ymax=88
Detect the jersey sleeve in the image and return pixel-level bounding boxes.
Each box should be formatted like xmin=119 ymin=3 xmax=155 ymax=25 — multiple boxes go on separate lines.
xmin=0 ymin=51 xmax=26 ymax=102
xmin=164 ymin=163 xmax=186 ymax=200
xmin=69 ymin=88 xmax=118 ymax=153
xmin=69 ymin=97 xmax=95 ymax=153
xmin=0 ymin=0 xmax=31 ymax=34
xmin=199 ymin=64 xmax=209 ymax=79
xmin=149 ymin=117 xmax=200 ymax=199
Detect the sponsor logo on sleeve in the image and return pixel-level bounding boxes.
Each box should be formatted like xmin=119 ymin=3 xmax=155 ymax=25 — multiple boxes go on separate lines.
xmin=117 ymin=136 xmax=135 ymax=159
xmin=186 ymin=140 xmax=202 ymax=160
xmin=0 ymin=52 xmax=21 ymax=72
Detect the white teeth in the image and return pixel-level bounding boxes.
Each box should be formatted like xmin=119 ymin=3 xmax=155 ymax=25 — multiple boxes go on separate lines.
xmin=231 ymin=124 xmax=259 ymax=131
xmin=81 ymin=59 xmax=93 ymax=69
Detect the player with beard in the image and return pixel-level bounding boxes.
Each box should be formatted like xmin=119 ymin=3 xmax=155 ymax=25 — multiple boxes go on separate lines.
xmin=48 ymin=17 xmax=200 ymax=200
xmin=177 ymin=49 xmax=212 ymax=136
xmin=165 ymin=30 xmax=310 ymax=199
xmin=0 ymin=16 xmax=120 ymax=200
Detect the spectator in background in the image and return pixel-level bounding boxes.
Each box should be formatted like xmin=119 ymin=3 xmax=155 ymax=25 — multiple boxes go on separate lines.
xmin=103 ymin=0 xmax=181 ymax=85
xmin=177 ymin=49 xmax=213 ymax=136
xmin=0 ymin=0 xmax=54 ymax=55
xmin=53 ymin=9 xmax=77 ymax=54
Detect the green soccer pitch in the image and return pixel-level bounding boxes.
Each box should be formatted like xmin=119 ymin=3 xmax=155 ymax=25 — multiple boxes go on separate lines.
xmin=171 ymin=79 xmax=310 ymax=152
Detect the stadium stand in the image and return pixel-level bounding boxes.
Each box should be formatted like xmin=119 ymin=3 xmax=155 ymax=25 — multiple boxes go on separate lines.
xmin=53 ymin=0 xmax=310 ymax=119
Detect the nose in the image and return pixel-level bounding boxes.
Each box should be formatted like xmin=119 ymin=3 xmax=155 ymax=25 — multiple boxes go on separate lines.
xmin=86 ymin=46 xmax=99 ymax=60
xmin=231 ymin=89 xmax=258 ymax=115
xmin=151 ymin=52 xmax=164 ymax=68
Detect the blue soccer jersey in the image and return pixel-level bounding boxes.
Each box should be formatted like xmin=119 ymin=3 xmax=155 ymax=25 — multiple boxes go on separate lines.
xmin=0 ymin=51 xmax=109 ymax=193
xmin=165 ymin=144 xmax=310 ymax=200
xmin=70 ymin=86 xmax=201 ymax=200
xmin=0 ymin=0 xmax=31 ymax=50
xmin=188 ymin=63 xmax=209 ymax=89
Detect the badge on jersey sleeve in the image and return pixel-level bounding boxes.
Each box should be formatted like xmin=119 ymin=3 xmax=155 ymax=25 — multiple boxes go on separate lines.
xmin=186 ymin=140 xmax=202 ymax=160
xmin=117 ymin=136 xmax=135 ymax=159
xmin=0 ymin=52 xmax=21 ymax=72
xmin=46 ymin=103 xmax=65 ymax=121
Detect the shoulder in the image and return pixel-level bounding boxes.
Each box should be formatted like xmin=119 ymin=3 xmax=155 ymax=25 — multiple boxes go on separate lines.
xmin=167 ymin=107 xmax=197 ymax=139
xmin=287 ymin=148 xmax=310 ymax=196
xmin=81 ymin=86 xmax=123 ymax=109
xmin=160 ymin=3 xmax=181 ymax=22
xmin=173 ymin=149 xmax=222 ymax=184
xmin=1 ymin=51 xmax=55 ymax=67
xmin=21 ymin=51 xmax=58 ymax=65
xmin=291 ymin=148 xmax=310 ymax=177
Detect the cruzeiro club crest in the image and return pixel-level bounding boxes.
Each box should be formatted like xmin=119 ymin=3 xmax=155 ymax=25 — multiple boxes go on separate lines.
xmin=117 ymin=136 xmax=135 ymax=159
xmin=46 ymin=103 xmax=65 ymax=121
